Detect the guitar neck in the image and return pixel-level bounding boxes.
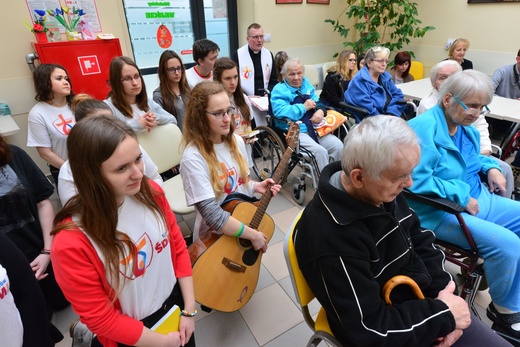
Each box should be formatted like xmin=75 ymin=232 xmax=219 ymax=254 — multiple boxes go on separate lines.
xmin=249 ymin=146 xmax=294 ymax=230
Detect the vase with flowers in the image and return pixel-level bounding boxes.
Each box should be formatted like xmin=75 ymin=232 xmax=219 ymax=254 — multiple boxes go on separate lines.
xmin=47 ymin=4 xmax=86 ymax=41
xmin=24 ymin=9 xmax=49 ymax=43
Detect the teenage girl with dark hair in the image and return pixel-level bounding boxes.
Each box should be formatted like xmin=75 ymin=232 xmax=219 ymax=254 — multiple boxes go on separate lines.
xmin=105 ymin=56 xmax=176 ymax=132
xmin=27 ymin=63 xmax=76 ymax=187
xmin=153 ymin=50 xmax=191 ymax=130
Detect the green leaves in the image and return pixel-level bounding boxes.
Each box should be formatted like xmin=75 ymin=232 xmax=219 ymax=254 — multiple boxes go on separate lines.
xmin=325 ymin=0 xmax=434 ymax=57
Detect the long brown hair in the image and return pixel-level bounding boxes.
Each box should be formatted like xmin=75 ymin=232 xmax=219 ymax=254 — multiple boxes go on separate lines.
xmin=33 ymin=63 xmax=75 ymax=105
xmin=52 ymin=115 xmax=165 ymax=291
xmin=329 ymin=50 xmax=357 ymax=81
xmin=183 ymin=81 xmax=249 ymax=197
xmin=107 ymin=56 xmax=149 ymax=119
xmin=213 ymin=57 xmax=251 ymax=127
xmin=157 ymin=50 xmax=191 ymax=117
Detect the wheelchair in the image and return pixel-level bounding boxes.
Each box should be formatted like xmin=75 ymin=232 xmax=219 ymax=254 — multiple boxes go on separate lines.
xmin=499 ymin=121 xmax=520 ymax=162
xmin=339 ymin=100 xmax=418 ymax=123
xmin=251 ymin=115 xmax=321 ymax=205
xmin=403 ymin=190 xmax=520 ymax=346
xmin=402 ymin=191 xmax=484 ymax=315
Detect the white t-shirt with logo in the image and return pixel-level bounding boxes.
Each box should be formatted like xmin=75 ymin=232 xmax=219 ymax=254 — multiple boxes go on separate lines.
xmin=0 ymin=264 xmax=23 ymax=347
xmin=180 ymin=134 xmax=253 ymax=238
xmin=27 ymin=101 xmax=76 ymax=161
xmin=81 ymin=196 xmax=176 ymax=320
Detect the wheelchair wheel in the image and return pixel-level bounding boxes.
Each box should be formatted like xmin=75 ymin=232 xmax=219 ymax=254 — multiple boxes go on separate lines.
xmin=292 ymin=183 xmax=306 ymax=205
xmin=251 ymin=126 xmax=287 ymax=183
xmin=500 ymin=124 xmax=520 ymax=161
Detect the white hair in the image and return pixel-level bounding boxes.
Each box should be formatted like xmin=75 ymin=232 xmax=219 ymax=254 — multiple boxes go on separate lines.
xmin=281 ymin=57 xmax=304 ymax=77
xmin=429 ymin=60 xmax=462 ymax=86
xmin=439 ymin=70 xmax=494 ymax=109
xmin=341 ymin=115 xmax=418 ymax=178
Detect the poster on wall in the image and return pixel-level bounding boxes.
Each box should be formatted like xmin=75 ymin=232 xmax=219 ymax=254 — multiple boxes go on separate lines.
xmin=123 ymin=0 xmax=195 ymax=68
xmin=26 ymin=0 xmax=102 ymax=34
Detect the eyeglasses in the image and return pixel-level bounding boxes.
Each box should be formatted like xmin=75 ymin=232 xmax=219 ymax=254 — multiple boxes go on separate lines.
xmin=167 ymin=67 xmax=183 ymax=74
xmin=248 ymin=35 xmax=264 ymax=40
xmin=373 ymin=59 xmax=389 ymax=64
xmin=121 ymin=74 xmax=141 ymax=83
xmin=206 ymin=106 xmax=235 ymax=119
xmin=348 ymin=59 xmax=357 ymax=62
xmin=453 ymin=96 xmax=490 ymax=116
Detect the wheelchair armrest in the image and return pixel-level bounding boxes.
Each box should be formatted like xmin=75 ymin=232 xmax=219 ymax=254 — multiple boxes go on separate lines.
xmin=402 ymin=189 xmax=464 ymax=214
xmin=402 ymin=189 xmax=480 ymax=254
xmin=396 ymin=99 xmax=408 ymax=105
xmin=339 ymin=102 xmax=369 ymax=119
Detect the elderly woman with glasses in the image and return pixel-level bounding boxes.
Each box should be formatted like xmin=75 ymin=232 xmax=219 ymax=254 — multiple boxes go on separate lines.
xmin=344 ymin=46 xmax=406 ymax=121
xmin=408 ymin=69 xmax=520 ymax=339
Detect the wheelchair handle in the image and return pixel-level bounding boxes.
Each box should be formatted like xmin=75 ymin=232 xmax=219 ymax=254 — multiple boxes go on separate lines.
xmin=339 ymin=102 xmax=369 ymax=118
xmin=382 ymin=275 xmax=425 ymax=305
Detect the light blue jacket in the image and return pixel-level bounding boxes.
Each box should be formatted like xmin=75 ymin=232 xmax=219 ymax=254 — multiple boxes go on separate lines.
xmin=345 ymin=67 xmax=405 ymax=120
xmin=270 ymin=77 xmax=324 ymax=133
xmin=407 ymin=105 xmax=500 ymax=230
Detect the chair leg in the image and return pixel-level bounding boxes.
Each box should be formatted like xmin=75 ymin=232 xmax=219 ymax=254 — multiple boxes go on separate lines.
xmin=306 ymin=334 xmax=323 ymax=347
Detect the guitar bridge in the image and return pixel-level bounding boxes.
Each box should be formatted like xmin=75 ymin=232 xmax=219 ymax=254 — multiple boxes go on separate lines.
xmin=222 ymin=257 xmax=246 ymax=273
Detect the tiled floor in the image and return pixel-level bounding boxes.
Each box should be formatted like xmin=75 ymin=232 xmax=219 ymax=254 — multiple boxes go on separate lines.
xmin=52 ymin=169 xmax=497 ymax=347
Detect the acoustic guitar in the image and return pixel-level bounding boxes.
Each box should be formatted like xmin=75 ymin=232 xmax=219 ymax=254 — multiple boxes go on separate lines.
xmin=188 ymin=123 xmax=300 ymax=312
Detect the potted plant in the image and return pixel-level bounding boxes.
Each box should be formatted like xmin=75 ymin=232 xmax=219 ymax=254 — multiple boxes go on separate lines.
xmin=24 ymin=9 xmax=49 ymax=43
xmin=325 ymin=0 xmax=434 ymax=59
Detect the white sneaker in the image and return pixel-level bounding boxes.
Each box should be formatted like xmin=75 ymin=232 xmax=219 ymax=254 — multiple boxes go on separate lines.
xmin=70 ymin=319 xmax=94 ymax=347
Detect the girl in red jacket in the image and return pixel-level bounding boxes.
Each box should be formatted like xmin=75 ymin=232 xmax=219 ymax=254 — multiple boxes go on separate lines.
xmin=51 ymin=115 xmax=195 ymax=347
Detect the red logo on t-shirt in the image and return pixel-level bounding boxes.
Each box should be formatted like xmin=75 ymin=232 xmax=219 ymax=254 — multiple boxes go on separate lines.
xmin=53 ymin=114 xmax=74 ymax=135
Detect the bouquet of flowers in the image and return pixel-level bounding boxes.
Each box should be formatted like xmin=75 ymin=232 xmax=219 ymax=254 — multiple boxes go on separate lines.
xmin=47 ymin=5 xmax=86 ymax=32
xmin=24 ymin=9 xmax=48 ymax=33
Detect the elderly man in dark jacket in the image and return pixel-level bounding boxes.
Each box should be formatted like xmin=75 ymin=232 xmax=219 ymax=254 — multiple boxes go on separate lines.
xmin=294 ymin=115 xmax=511 ymax=347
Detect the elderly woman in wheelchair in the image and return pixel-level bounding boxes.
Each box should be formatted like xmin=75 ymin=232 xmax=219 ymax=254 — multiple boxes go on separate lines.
xmin=270 ymin=57 xmax=343 ymax=173
xmin=408 ymin=69 xmax=520 ymax=339
xmin=344 ymin=46 xmax=407 ymax=121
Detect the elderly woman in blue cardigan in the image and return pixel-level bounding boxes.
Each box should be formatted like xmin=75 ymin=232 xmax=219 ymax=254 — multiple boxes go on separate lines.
xmin=345 ymin=46 xmax=405 ymax=121
xmin=408 ymin=69 xmax=520 ymax=339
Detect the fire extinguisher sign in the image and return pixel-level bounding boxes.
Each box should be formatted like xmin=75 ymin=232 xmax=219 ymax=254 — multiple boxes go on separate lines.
xmin=78 ymin=56 xmax=101 ymax=75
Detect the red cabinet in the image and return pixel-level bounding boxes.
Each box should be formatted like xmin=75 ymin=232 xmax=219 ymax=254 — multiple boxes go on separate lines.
xmin=33 ymin=39 xmax=122 ymax=100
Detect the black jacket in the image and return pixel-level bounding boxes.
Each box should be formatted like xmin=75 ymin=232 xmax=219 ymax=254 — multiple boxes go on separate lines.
xmin=319 ymin=71 xmax=350 ymax=110
xmin=295 ymin=161 xmax=456 ymax=347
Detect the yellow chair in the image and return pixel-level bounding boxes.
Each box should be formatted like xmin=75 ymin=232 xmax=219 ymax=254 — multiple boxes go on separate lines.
xmin=137 ymin=124 xmax=195 ymax=237
xmin=409 ymin=60 xmax=424 ymax=80
xmin=283 ymin=211 xmax=341 ymax=347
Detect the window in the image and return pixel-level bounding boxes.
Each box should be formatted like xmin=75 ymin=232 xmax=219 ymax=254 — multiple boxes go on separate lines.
xmin=122 ymin=0 xmax=237 ymax=72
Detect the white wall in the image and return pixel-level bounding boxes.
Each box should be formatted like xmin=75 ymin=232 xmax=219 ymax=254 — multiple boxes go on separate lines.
xmin=405 ymin=0 xmax=520 ymax=76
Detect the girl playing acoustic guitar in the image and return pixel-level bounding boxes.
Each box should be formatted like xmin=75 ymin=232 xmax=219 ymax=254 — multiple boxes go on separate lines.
xmin=180 ymin=81 xmax=281 ymax=248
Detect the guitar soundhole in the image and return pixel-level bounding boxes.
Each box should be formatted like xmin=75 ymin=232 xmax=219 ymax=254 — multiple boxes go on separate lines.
xmin=239 ymin=238 xmax=252 ymax=248
xmin=237 ymin=238 xmax=259 ymax=266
